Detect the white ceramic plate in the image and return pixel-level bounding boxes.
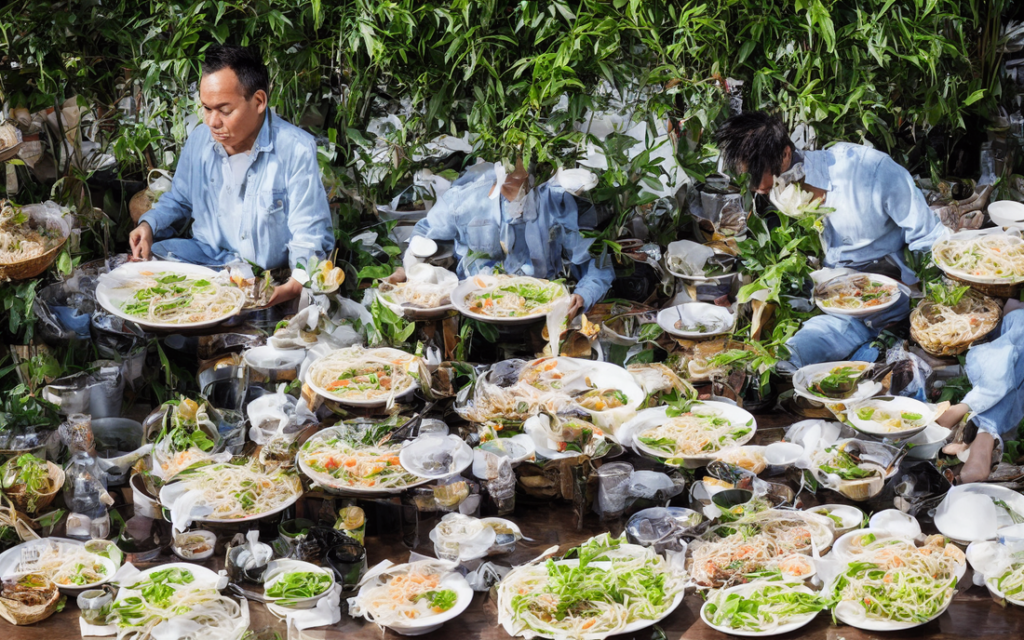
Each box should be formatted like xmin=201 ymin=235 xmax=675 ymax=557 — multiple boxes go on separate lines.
xmin=700 ymin=582 xmax=821 ymax=637
xmin=158 ymin=477 xmax=302 ymax=524
xmin=657 ymin=303 xmax=735 ymax=339
xmin=628 ymin=402 xmax=757 ymax=468
xmin=846 ymin=396 xmax=935 ymax=439
xmin=303 ymin=347 xmax=420 ymax=407
xmin=297 ymin=426 xmax=433 ymax=496
xmin=989 ymin=201 xmax=1024 ymax=230
xmin=451 ymin=275 xmax=568 ymax=325
xmin=96 ymin=261 xmax=242 ymax=331
xmin=813 ymin=272 xmax=903 ymax=318
xmin=932 ymin=231 xmax=1024 ymax=285
xmin=830 ymin=528 xmax=911 ymax=562
xmin=354 ymin=565 xmax=473 ymax=635
xmin=0 ymin=538 xmax=116 ymax=594
xmin=791 ymin=361 xmax=880 ymax=405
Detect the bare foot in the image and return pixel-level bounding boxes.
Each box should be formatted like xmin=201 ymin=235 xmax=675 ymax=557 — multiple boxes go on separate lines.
xmin=960 ymin=432 xmax=996 ymax=484
xmin=937 ymin=402 xmax=969 ymax=429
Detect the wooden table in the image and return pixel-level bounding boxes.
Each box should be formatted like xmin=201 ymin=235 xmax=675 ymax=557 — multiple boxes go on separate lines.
xmin=11 ymin=413 xmax=1024 ymax=640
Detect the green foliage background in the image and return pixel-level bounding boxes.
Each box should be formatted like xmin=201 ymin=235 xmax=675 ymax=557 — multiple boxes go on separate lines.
xmin=1 ymin=0 xmax=1012 ymax=200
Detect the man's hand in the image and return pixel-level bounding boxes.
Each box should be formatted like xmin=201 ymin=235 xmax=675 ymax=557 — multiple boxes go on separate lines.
xmin=567 ymin=294 xmax=585 ymax=320
xmin=129 ymin=222 xmax=154 ymax=261
xmin=385 ymin=267 xmax=407 ymax=284
xmin=267 ymin=277 xmax=304 ymax=307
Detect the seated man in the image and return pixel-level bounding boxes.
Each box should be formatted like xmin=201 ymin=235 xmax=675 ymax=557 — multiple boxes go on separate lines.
xmin=937 ymin=298 xmax=1024 ymax=483
xmin=397 ymin=162 xmax=614 ymax=319
xmin=716 ymin=112 xmax=949 ymax=368
xmin=129 ymin=45 xmax=334 ymax=306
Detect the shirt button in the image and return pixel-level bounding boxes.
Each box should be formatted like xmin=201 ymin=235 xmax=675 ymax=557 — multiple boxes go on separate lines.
xmin=276 ymin=200 xmax=283 ymax=207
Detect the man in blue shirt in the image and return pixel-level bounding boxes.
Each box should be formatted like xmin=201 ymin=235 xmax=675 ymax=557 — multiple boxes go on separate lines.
xmin=716 ymin=112 xmax=949 ymax=368
xmin=397 ymin=162 xmax=614 ymax=319
xmin=129 ymin=45 xmax=334 ymax=306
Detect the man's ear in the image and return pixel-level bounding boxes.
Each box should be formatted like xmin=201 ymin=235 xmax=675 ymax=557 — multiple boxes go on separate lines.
xmin=254 ymin=89 xmax=268 ymax=114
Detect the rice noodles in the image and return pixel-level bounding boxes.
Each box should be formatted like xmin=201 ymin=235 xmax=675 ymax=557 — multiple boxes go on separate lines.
xmin=689 ymin=510 xmax=833 ymax=588
xmin=636 ymin=406 xmax=753 ymax=458
xmin=466 ymin=275 xmax=568 ymax=318
xmin=827 ymin=535 xmax=964 ymax=624
xmin=933 ymin=232 xmax=1024 ymax=282
xmin=497 ymin=533 xmax=686 ymax=639
xmin=816 ymin=275 xmax=898 ymax=310
xmin=171 ymin=462 xmax=302 ymax=520
xmin=0 ymin=200 xmax=61 ymax=264
xmin=13 ymin=541 xmax=109 ymax=587
xmin=378 ymin=280 xmax=456 ymax=309
xmin=910 ymin=289 xmax=1000 ymax=356
xmin=306 ymin=346 xmax=421 ymax=405
xmin=109 ymin=567 xmax=248 ymax=640
xmin=994 ymin=562 xmax=1024 ymax=601
xmin=299 ymin=424 xmax=422 ymax=491
xmin=350 ymin=560 xmax=462 ymax=629
xmin=117 ymin=272 xmax=245 ymax=325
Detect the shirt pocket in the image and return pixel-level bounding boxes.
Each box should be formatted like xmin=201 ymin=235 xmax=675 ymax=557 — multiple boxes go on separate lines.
xmin=466 ymin=218 xmax=502 ymax=259
xmin=255 ymin=188 xmax=290 ymax=268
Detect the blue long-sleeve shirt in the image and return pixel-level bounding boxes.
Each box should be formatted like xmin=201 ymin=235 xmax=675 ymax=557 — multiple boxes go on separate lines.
xmin=140 ymin=110 xmax=334 ymax=271
xmin=411 ymin=163 xmax=614 ymax=310
xmin=801 ymin=143 xmax=949 ymax=281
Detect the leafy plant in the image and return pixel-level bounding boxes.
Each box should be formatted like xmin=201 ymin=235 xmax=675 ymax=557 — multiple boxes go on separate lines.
xmin=925 ymin=280 xmax=971 ymax=307
xmin=1 ymin=453 xmax=53 ymax=512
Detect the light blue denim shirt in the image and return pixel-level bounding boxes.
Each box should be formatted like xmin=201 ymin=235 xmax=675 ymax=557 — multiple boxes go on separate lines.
xmin=140 ymin=110 xmax=334 ymax=271
xmin=411 ymin=163 xmax=614 ymax=310
xmin=802 ymin=143 xmax=949 ymax=282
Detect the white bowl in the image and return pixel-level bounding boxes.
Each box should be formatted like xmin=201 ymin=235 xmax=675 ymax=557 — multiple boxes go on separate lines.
xmin=813 ymin=272 xmax=903 ymax=318
xmin=846 ymin=396 xmax=934 ymax=440
xmin=172 ymin=530 xmax=217 ymax=561
xmin=399 ymin=434 xmax=474 ymax=479
xmin=657 ymin=303 xmax=735 ymax=339
xmin=765 ymin=442 xmax=804 ymax=466
xmin=906 ymin=424 xmax=951 ymax=460
xmin=803 ymin=504 xmax=864 ymax=536
xmin=868 ymin=509 xmax=922 ymax=540
xmin=935 ymin=484 xmax=1024 ymax=544
xmin=989 ymin=200 xmax=1024 ymax=229
xmin=262 ymin=559 xmax=335 ymax=609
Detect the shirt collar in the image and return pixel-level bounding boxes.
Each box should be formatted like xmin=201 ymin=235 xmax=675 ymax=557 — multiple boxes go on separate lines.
xmin=213 ymin=109 xmax=274 ymax=157
xmin=799 ymin=148 xmax=833 ymax=191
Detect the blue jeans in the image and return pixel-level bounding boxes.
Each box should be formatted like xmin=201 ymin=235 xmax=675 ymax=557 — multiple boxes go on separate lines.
xmin=785 ymin=291 xmax=911 ymax=368
xmin=964 ymin=309 xmax=1024 ymax=437
xmin=151 ymin=238 xmax=235 ymax=267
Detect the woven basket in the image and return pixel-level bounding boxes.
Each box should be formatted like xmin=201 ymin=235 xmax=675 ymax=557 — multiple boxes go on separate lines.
xmin=945 ymin=271 xmax=1024 ymax=299
xmin=0 ymin=575 xmax=61 ymax=626
xmin=910 ymin=291 xmax=1002 ymax=357
xmin=1 ymin=460 xmax=64 ymax=516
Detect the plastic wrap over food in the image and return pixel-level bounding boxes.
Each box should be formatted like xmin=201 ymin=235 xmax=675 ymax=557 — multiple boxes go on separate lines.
xmin=429 ymin=513 xmax=497 ymax=563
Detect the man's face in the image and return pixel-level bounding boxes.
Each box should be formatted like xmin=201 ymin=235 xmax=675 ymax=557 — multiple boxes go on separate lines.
xmin=746 ymin=146 xmax=793 ymax=196
xmin=199 ymin=67 xmax=267 ymax=153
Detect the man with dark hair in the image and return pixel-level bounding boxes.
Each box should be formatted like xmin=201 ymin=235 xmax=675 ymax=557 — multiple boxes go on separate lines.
xmin=129 ymin=45 xmax=334 ymax=306
xmin=716 ymin=110 xmax=949 ymax=369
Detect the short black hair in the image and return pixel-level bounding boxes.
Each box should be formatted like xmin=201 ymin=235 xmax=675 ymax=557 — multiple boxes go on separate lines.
xmin=202 ymin=45 xmax=269 ymax=99
xmin=715 ymin=111 xmax=794 ymax=189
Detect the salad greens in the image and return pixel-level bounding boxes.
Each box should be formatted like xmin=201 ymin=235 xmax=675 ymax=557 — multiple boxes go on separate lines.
xmin=809 ymin=366 xmax=862 ymax=398
xmin=265 ymin=571 xmax=332 ymax=599
xmin=818 ymin=447 xmax=874 ymax=480
xmin=161 ymin=397 xmax=215 ymax=453
xmin=705 ymin=584 xmax=825 ymax=631
xmin=1 ymin=453 xmax=53 ymax=512
xmin=413 ymin=589 xmax=458 ymax=612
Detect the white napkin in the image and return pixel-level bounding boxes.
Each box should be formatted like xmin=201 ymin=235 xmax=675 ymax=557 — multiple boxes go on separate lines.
xmin=79 ymin=617 xmax=117 ymax=636
xmin=274 ymin=584 xmax=342 ymax=630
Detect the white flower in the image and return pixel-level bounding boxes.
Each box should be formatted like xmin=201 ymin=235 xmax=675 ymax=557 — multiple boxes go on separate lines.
xmin=769 ymin=178 xmax=819 ymax=219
